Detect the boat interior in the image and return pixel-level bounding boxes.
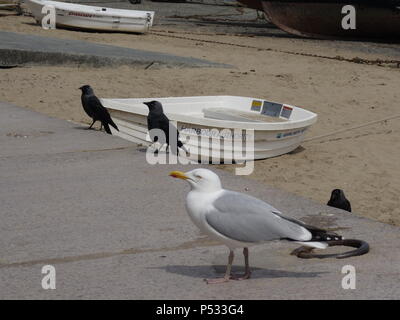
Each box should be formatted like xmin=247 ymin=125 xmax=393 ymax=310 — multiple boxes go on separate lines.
xmin=102 ymin=96 xmax=317 ymax=126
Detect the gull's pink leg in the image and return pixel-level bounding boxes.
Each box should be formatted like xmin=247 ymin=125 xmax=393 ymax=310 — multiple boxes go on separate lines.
xmin=205 ymin=250 xmax=234 ymax=284
xmin=231 ymin=247 xmax=252 ymax=281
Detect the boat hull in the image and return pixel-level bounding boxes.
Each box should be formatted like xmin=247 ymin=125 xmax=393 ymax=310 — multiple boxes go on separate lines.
xmin=101 ymin=96 xmax=317 ymax=163
xmin=107 ymin=110 xmax=309 ymax=162
xmin=25 ymin=0 xmax=154 ymax=33
xmin=261 ymin=1 xmax=400 ymax=40
xmin=237 ymin=0 xmax=264 ymax=11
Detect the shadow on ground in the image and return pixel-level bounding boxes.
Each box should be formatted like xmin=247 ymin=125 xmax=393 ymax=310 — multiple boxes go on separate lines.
xmin=157 ymin=265 xmax=327 ymax=279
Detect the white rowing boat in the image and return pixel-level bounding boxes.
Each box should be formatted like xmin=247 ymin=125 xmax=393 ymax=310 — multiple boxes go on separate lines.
xmin=101 ymin=96 xmax=317 ymax=163
xmin=25 ymin=0 xmax=154 ymax=33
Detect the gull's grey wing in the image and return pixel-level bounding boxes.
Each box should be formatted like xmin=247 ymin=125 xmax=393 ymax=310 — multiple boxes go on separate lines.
xmin=206 ymin=191 xmax=312 ymax=243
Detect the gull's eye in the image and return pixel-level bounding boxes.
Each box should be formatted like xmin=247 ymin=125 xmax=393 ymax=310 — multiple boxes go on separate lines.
xmin=194 ymin=174 xmax=202 ymax=179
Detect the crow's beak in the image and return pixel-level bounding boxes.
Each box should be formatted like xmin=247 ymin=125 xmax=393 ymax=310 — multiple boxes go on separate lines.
xmin=169 ymin=171 xmax=189 ymax=180
xmin=143 ymin=102 xmax=150 ymax=106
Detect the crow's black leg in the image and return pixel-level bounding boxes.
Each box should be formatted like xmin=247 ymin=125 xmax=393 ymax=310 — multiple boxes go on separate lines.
xmin=87 ymin=119 xmax=95 ymax=129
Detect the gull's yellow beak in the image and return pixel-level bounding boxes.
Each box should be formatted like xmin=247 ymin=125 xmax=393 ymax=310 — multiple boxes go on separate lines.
xmin=169 ymin=171 xmax=189 ymax=180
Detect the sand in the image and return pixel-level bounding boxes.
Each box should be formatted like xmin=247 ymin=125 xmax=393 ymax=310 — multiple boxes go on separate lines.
xmin=0 ymin=14 xmax=399 ymax=225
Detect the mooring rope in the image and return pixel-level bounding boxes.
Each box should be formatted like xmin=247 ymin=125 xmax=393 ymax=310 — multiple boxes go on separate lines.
xmin=150 ymin=30 xmax=400 ymax=68
xmin=292 ymin=239 xmax=370 ymax=259
xmin=303 ymin=113 xmax=400 ymax=143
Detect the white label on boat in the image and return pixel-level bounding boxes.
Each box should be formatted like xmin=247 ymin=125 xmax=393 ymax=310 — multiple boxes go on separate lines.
xmin=251 ymin=100 xmax=262 ymax=112
xmin=280 ymin=105 xmax=293 ymax=119
xmin=68 ymin=11 xmax=97 ymax=18
xmin=261 ymin=101 xmax=282 ymax=117
xmin=180 ymin=126 xmax=250 ymax=140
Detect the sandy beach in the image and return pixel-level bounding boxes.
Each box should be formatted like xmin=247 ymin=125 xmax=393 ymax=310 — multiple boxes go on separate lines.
xmin=1 ymin=11 xmax=399 ymax=226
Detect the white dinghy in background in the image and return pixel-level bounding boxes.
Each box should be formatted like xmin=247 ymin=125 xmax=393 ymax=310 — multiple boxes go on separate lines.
xmin=101 ymin=96 xmax=317 ymax=163
xmin=25 ymin=0 xmax=154 ymax=33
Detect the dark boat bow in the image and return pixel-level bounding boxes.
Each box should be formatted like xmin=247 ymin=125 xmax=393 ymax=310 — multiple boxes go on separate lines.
xmin=239 ymin=0 xmax=400 ymax=40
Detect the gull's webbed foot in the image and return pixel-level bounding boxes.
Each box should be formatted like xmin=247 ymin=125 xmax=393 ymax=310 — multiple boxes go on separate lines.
xmin=230 ymin=271 xmax=252 ymax=281
xmin=204 ymin=276 xmax=231 ymax=284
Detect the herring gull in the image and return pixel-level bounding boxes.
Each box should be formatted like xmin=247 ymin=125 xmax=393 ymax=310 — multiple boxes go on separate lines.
xmin=170 ymin=168 xmax=341 ymax=284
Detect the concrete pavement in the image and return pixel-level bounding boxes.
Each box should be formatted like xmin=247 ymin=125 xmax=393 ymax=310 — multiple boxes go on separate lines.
xmin=0 ymin=101 xmax=399 ymax=299
xmin=0 ymin=31 xmax=229 ymax=68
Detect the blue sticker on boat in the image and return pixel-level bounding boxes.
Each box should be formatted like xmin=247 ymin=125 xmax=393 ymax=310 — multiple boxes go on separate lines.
xmin=276 ymin=128 xmax=307 ymax=139
xmin=262 ymin=101 xmax=282 ymax=117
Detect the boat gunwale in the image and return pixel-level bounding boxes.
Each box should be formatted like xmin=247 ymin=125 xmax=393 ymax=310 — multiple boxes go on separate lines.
xmin=26 ymin=0 xmax=155 ymax=20
xmin=102 ymin=96 xmax=318 ymax=131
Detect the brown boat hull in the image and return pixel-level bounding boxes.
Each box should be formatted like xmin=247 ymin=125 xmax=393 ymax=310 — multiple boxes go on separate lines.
xmin=261 ymin=2 xmax=400 ymax=40
xmin=237 ymin=0 xmax=264 ymax=11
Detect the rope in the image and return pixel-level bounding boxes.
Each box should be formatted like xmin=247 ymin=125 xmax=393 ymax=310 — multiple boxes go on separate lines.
xmin=292 ymin=239 xmax=370 ymax=259
xmin=150 ymin=30 xmax=400 ymax=67
xmin=303 ymin=114 xmax=400 ymax=143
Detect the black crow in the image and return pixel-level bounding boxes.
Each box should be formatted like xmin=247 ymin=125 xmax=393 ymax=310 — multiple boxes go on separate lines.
xmin=143 ymin=100 xmax=187 ymax=154
xmin=327 ymin=189 xmax=352 ymax=212
xmin=79 ymin=85 xmax=119 ymax=135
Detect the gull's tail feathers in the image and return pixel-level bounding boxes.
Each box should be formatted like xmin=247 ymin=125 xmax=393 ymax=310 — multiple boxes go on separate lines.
xmin=308 ymin=228 xmax=343 ymax=242
xmin=296 ymin=241 xmax=328 ymax=249
xmin=273 ymin=211 xmax=343 ymax=243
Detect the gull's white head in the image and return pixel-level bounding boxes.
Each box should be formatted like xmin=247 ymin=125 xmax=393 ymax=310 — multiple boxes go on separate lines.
xmin=169 ymin=168 xmax=222 ymax=192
